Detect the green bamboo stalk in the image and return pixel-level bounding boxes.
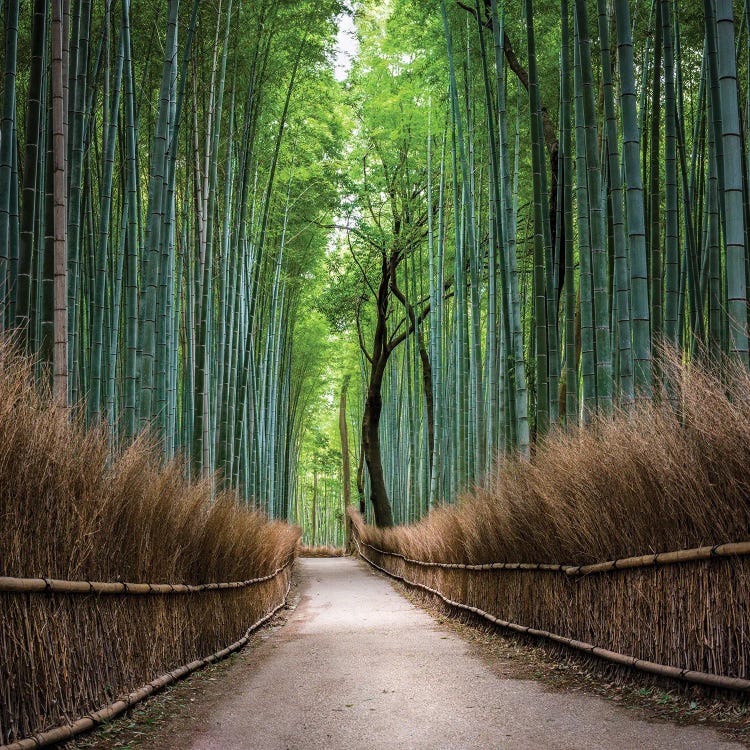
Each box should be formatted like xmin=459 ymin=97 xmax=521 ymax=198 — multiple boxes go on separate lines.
xmin=492 ymin=0 xmax=528 ymax=456
xmin=195 ymin=0 xmax=233 ymax=476
xmin=16 ymin=0 xmax=47 ymax=344
xmin=561 ymin=0 xmax=578 ymax=425
xmin=574 ymin=16 xmax=596 ymax=418
xmin=525 ymin=0 xmax=550 ymax=433
xmin=614 ymin=0 xmax=651 ymax=396
xmin=89 ymin=9 xmax=124 ymax=421
xmin=662 ymin=0 xmax=679 ymax=346
xmin=597 ymin=0 xmax=634 ymax=405
xmin=0 ymin=0 xmax=19 ymax=320
xmin=66 ymin=0 xmax=90 ymax=403
xmin=649 ymin=5 xmax=662 ymax=350
xmin=714 ymin=0 xmax=749 ymax=364
xmin=139 ymin=0 xmax=179 ymax=428
xmin=122 ymin=0 xmax=138 ymax=437
xmin=574 ymin=0 xmax=612 ymax=415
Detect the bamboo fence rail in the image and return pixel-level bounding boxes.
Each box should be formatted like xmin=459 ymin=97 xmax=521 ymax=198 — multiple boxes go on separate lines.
xmin=0 ymin=560 xmax=293 ymax=594
xmin=359 ymin=540 xmax=750 ymax=575
xmin=0 ymin=572 xmax=293 ymax=750
xmin=352 ymin=531 xmax=750 ymax=692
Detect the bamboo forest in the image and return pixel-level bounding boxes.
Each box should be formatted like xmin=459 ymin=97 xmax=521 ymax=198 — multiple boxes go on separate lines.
xmin=4 ymin=0 xmax=750 ymax=747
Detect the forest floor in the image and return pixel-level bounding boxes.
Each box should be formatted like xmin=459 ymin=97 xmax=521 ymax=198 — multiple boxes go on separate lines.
xmin=68 ymin=557 xmax=748 ymax=750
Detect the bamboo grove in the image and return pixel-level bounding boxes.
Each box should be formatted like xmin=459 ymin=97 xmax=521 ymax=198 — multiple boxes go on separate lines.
xmin=0 ymin=0 xmax=345 ymax=518
xmin=326 ymin=0 xmax=750 ymax=529
xmin=2 ymin=0 xmax=750 ymax=536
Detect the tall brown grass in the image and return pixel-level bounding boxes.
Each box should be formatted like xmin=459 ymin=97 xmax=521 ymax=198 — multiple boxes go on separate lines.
xmin=361 ymin=351 xmax=750 ymax=566
xmin=0 ymin=343 xmax=299 ymax=742
xmin=0 ymin=342 xmax=298 ymax=582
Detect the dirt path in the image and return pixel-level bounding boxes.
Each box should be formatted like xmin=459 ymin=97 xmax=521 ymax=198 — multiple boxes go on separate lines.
xmin=160 ymin=557 xmax=741 ymax=750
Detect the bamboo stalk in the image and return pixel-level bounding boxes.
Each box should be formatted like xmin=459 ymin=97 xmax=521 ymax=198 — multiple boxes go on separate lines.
xmin=51 ymin=0 xmax=68 ymax=406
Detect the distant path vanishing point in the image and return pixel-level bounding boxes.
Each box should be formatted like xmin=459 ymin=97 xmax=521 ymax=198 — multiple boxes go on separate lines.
xmin=164 ymin=557 xmax=741 ymax=750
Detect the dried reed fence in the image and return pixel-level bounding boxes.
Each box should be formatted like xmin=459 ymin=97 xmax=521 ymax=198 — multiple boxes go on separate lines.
xmin=0 ymin=564 xmax=293 ymax=750
xmin=0 ymin=344 xmax=300 ymax=745
xmin=353 ymin=527 xmax=750 ymax=690
xmin=350 ymin=354 xmax=750 ymax=693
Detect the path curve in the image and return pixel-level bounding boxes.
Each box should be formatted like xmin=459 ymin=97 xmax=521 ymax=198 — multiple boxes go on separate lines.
xmin=172 ymin=557 xmax=741 ymax=750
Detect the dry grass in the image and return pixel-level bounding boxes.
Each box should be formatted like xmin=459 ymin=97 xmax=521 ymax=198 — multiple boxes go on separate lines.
xmin=360 ymin=352 xmax=750 ymax=566
xmin=0 ymin=346 xmax=298 ymax=582
xmin=353 ymin=353 xmax=750 ymax=690
xmin=298 ymin=545 xmax=346 ymax=557
xmin=0 ymin=343 xmax=299 ymax=743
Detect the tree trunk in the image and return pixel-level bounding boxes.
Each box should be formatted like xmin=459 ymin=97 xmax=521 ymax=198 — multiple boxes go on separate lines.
xmin=356 ymin=441 xmax=366 ymax=515
xmin=417 ymin=335 xmax=434 ymax=476
xmin=362 ymin=376 xmax=394 ymax=528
